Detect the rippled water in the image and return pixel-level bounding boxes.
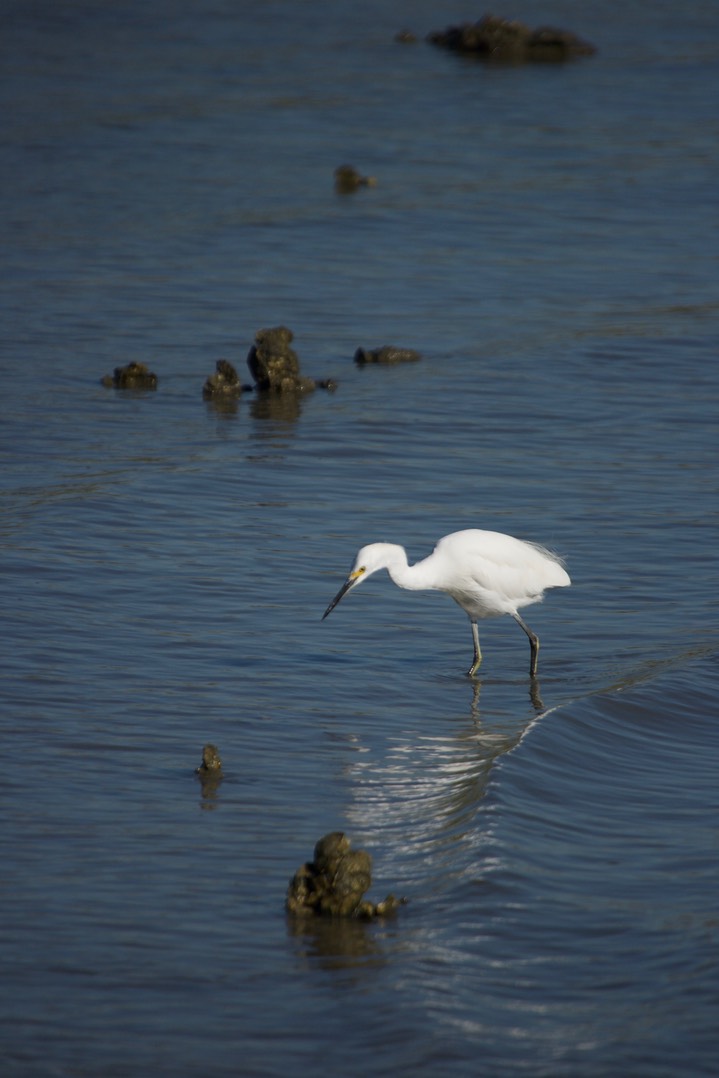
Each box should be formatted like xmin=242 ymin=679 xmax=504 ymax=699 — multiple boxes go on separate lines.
xmin=2 ymin=1 xmax=718 ymax=1075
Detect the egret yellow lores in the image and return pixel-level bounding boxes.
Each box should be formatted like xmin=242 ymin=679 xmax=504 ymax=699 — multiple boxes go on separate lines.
xmin=322 ymin=529 xmax=570 ymax=677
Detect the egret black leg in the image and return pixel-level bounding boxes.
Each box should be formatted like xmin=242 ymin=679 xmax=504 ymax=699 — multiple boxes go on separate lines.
xmin=513 ymin=613 xmax=540 ymax=677
xmin=467 ymin=621 xmax=482 ymax=677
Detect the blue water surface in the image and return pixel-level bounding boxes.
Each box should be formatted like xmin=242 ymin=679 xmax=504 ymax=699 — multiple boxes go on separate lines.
xmin=1 ymin=1 xmax=718 ymax=1075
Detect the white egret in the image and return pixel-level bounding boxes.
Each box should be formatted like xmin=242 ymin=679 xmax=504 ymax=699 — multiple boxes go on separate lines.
xmin=322 ymin=529 xmax=570 ymax=677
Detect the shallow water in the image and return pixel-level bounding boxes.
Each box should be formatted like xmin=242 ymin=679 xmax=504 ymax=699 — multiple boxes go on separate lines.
xmin=1 ymin=1 xmax=718 ymax=1075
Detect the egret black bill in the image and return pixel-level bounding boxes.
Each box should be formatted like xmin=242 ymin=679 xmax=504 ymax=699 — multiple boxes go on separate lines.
xmin=322 ymin=568 xmax=364 ymax=619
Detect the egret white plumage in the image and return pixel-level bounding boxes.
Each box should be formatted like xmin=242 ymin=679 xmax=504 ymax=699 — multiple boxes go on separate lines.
xmin=322 ymin=529 xmax=570 ymax=677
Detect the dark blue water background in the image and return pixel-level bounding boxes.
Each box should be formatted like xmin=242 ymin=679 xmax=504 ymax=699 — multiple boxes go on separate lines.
xmin=1 ymin=1 xmax=717 ymax=1074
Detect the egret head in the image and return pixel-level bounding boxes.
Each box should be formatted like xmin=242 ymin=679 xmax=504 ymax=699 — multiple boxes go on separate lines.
xmin=322 ymin=543 xmax=390 ymax=619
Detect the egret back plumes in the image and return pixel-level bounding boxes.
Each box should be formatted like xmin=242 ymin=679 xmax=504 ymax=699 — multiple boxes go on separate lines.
xmin=322 ymin=529 xmax=571 ymax=677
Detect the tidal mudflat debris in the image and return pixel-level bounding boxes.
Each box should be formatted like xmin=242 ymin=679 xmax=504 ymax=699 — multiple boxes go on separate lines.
xmin=202 ymin=359 xmax=250 ymax=399
xmin=195 ymin=743 xmax=223 ymax=802
xmin=247 ymin=326 xmax=336 ymax=394
xmin=427 ymin=14 xmax=596 ymax=63
xmin=354 ymin=345 xmax=421 ymax=365
xmin=334 ymin=165 xmax=377 ymax=194
xmin=286 ymin=831 xmax=405 ymax=919
xmin=101 ymin=361 xmax=158 ymax=389
xmin=195 ymin=743 xmax=223 ymax=777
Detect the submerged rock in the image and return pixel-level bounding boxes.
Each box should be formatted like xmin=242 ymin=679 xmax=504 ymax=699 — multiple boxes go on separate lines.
xmin=428 ymin=14 xmax=596 ymax=62
xmin=195 ymin=743 xmax=223 ymax=804
xmin=247 ymin=325 xmax=310 ymax=392
xmin=101 ymin=361 xmax=158 ymax=389
xmin=286 ymin=831 xmax=405 ymax=919
xmin=354 ymin=345 xmax=421 ymax=365
xmin=334 ymin=165 xmax=377 ymax=194
xmin=202 ymin=359 xmax=250 ymax=399
xmin=195 ymin=743 xmax=223 ymax=776
xmin=247 ymin=326 xmax=336 ymax=394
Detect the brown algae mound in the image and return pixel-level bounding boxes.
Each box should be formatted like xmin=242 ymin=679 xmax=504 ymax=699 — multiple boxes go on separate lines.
xmin=354 ymin=345 xmax=421 ymax=365
xmin=334 ymin=165 xmax=378 ymax=194
xmin=428 ymin=14 xmax=596 ymax=62
xmin=101 ymin=361 xmax=158 ymax=389
xmin=195 ymin=743 xmax=223 ymax=777
xmin=286 ymin=831 xmax=405 ymax=919
xmin=194 ymin=743 xmax=223 ymax=802
xmin=202 ymin=359 xmax=249 ymax=399
xmin=247 ymin=326 xmax=336 ymax=393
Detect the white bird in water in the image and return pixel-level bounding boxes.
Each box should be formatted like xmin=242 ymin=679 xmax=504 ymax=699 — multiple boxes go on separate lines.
xmin=322 ymin=529 xmax=571 ymax=677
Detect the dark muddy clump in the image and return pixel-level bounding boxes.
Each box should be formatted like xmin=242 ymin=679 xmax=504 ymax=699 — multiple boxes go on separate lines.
xmin=334 ymin=165 xmax=377 ymax=194
xmin=286 ymin=831 xmax=405 ymax=919
xmin=195 ymin=743 xmax=223 ymax=777
xmin=247 ymin=326 xmax=336 ymax=394
xmin=101 ymin=361 xmax=158 ymax=389
xmin=202 ymin=359 xmax=250 ymax=399
xmin=247 ymin=325 xmax=311 ymax=392
xmin=195 ymin=743 xmax=223 ymax=803
xmin=354 ymin=345 xmax=421 ymax=365
xmin=428 ymin=14 xmax=596 ymax=63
